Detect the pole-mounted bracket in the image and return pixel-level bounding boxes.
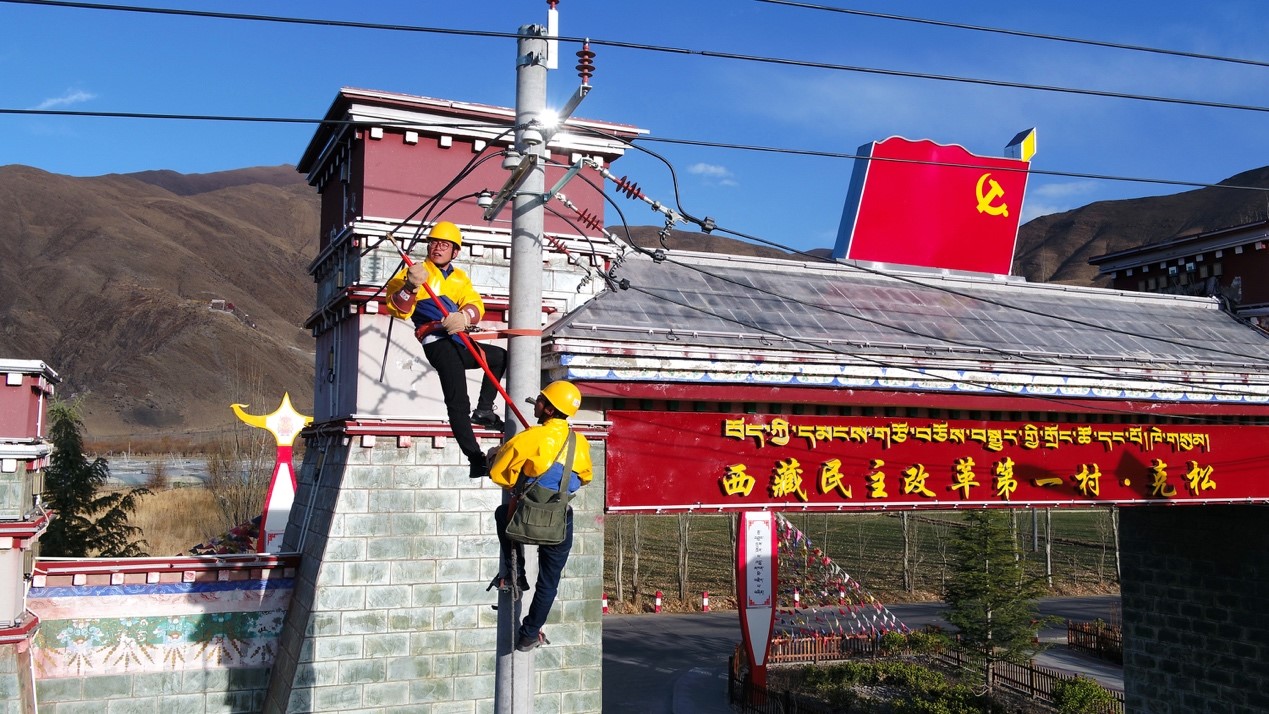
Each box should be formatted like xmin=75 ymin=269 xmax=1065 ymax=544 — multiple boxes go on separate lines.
xmin=483 ymin=153 xmax=540 ymax=221
xmin=543 ymin=159 xmax=583 ymax=202
xmin=541 ymin=84 xmax=591 ymax=145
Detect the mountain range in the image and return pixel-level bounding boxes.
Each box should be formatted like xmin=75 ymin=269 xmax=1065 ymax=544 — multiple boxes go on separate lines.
xmin=2 ymin=163 xmax=1266 ymax=441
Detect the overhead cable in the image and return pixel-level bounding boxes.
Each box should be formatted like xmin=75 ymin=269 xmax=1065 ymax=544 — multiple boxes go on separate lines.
xmin=758 ymin=0 xmax=1269 ymax=70
xmin=572 ymin=123 xmax=1269 ymax=367
xmin=7 ymin=0 xmax=1269 ymax=115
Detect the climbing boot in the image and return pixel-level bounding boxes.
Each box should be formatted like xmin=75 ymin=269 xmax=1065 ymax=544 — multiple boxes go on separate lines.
xmin=471 ymin=408 xmax=504 ymax=431
xmin=516 ymin=631 xmax=550 ymax=652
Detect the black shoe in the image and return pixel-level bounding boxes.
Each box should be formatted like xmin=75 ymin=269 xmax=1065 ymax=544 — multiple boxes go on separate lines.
xmin=517 ymin=576 xmax=530 ymax=592
xmin=516 ymin=631 xmax=549 ymax=652
xmin=471 ymin=408 xmax=504 ymax=431
xmin=469 ymin=459 xmax=489 ymax=479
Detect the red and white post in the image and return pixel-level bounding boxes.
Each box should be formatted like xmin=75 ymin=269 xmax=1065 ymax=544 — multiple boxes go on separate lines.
xmin=654 ymin=590 xmax=663 ymax=614
xmin=702 ymin=591 xmax=710 ymax=612
xmin=737 ymin=511 xmax=777 ymax=695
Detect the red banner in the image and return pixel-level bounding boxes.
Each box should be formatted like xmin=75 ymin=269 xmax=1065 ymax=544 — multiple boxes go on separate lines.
xmin=605 ymin=411 xmax=1269 ymax=513
xmin=835 ymin=137 xmax=1030 ymax=275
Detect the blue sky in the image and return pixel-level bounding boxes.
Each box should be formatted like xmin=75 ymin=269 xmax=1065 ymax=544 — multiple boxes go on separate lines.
xmin=5 ymin=0 xmax=1269 ymax=252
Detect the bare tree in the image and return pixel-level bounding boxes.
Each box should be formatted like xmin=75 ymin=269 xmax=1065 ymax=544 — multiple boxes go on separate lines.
xmin=205 ymin=423 xmax=273 ymax=531
xmin=676 ymin=513 xmax=691 ymax=600
xmin=206 ymin=360 xmax=276 ymax=532
xmin=902 ymin=512 xmax=913 ymax=594
xmin=614 ymin=515 xmax=626 ymax=603
xmin=1093 ymin=508 xmax=1115 ymax=585
xmin=1044 ymin=508 xmax=1054 ymax=588
xmin=929 ymin=516 xmax=954 ymax=592
xmin=852 ymin=514 xmax=875 ymax=581
xmin=1111 ymin=506 xmax=1121 ymax=584
xmin=631 ymin=513 xmax=643 ymax=608
xmin=144 ymin=454 xmax=170 ymax=491
xmin=728 ymin=514 xmax=737 ymax=595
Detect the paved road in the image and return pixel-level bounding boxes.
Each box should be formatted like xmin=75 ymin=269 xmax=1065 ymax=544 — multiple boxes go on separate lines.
xmin=601 ymin=595 xmax=1123 ymax=713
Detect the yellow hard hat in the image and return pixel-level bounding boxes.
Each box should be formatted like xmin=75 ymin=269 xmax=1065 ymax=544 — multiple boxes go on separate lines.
xmin=539 ymin=380 xmax=581 ymax=418
xmin=428 ymin=221 xmax=463 ymax=248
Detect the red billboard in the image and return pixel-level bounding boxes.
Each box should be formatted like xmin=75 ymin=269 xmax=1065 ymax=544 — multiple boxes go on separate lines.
xmin=834 ymin=136 xmax=1032 ymax=275
xmin=605 ymin=411 xmax=1268 ymax=513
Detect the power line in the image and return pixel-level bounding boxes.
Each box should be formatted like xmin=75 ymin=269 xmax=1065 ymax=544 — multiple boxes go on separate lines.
xmin=8 ymin=0 xmax=1269 ymax=116
xmin=543 ymin=156 xmax=1269 ymax=387
xmin=637 ymin=135 xmax=1269 ymax=194
xmin=12 ymin=3 xmax=1269 ymax=379
xmin=570 ymin=124 xmax=1269 ymax=367
xmin=758 ymin=0 xmax=1269 ymax=70
xmin=1 ymin=0 xmax=520 ymax=40
xmin=7 ymin=104 xmax=1265 ymax=363
xmin=0 ymin=107 xmax=323 ymax=125
xmin=7 ymin=106 xmax=1269 ymax=198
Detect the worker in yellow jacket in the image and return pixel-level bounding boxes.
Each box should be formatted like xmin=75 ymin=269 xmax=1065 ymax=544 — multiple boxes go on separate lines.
xmin=489 ymin=380 xmax=593 ymax=652
xmin=385 ymin=221 xmax=507 ymax=479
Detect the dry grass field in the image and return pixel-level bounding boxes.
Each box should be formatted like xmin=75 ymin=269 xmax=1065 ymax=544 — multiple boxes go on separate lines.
xmin=127 ymin=486 xmax=226 ymax=556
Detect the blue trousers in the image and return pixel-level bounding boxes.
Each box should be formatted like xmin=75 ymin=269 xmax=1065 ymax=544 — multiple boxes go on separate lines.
xmin=495 ymin=503 xmax=574 ymax=640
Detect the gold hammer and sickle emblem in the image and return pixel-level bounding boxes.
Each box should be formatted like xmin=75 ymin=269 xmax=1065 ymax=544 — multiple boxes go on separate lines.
xmin=975 ymin=173 xmax=1009 ymax=217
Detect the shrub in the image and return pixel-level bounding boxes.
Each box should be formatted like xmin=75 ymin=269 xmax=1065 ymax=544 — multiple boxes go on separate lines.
xmin=1052 ymin=675 xmax=1117 ymax=714
xmin=908 ymin=629 xmax=953 ymax=656
xmin=879 ymin=630 xmax=908 ymax=654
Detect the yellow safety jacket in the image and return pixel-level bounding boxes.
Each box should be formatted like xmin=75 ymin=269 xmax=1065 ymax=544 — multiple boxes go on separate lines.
xmin=490 ymin=418 xmax=593 ymax=493
xmin=384 ymin=262 xmax=484 ymax=324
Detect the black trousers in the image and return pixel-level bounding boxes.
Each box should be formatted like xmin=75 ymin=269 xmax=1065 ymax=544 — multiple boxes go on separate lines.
xmin=422 ymin=337 xmax=507 ymax=462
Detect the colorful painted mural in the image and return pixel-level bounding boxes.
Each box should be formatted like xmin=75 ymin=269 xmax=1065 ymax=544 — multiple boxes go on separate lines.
xmin=28 ymin=566 xmax=292 ymax=679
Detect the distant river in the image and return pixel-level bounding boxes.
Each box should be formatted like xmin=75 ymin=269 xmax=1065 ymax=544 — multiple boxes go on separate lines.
xmin=104 ymin=456 xmax=211 ymax=487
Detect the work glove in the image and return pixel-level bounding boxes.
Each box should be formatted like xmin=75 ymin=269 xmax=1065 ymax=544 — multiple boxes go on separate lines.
xmin=404 ymin=263 xmax=429 ymax=291
xmin=442 ymin=311 xmax=470 ymax=334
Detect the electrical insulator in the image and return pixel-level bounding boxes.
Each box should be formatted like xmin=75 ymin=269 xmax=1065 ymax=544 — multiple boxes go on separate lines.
xmin=576 ymin=42 xmax=595 ymax=84
xmin=575 ymin=208 xmax=604 ymax=232
xmin=614 ymin=175 xmax=643 ymax=199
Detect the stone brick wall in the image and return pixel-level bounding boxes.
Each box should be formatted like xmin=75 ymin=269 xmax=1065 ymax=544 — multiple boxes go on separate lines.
xmin=0 ymin=644 xmax=29 ymax=714
xmin=264 ymin=431 xmax=604 ymax=712
xmin=1120 ymin=505 xmax=1269 ymax=713
xmin=36 ymin=668 xmax=269 ymax=714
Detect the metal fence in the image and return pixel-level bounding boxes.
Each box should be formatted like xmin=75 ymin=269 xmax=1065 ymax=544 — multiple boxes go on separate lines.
xmin=768 ymin=634 xmax=881 ymax=664
xmin=1067 ymin=620 xmax=1123 ymax=664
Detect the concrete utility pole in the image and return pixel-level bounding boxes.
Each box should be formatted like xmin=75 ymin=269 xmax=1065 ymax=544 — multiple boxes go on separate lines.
xmin=496 ymin=23 xmax=548 ymax=714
